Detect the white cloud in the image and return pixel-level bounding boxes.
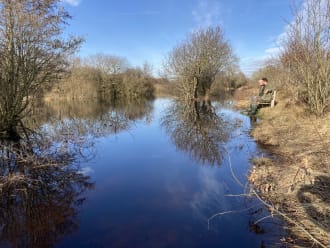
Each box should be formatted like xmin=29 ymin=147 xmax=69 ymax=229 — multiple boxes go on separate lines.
xmin=190 ymin=169 xmax=228 ymax=222
xmin=78 ymin=166 xmax=94 ymax=175
xmin=62 ymin=0 xmax=81 ymax=6
xmin=263 ymin=0 xmax=329 ymax=60
xmin=239 ymin=57 xmax=266 ymax=76
xmin=240 ymin=45 xmax=285 ymax=76
xmin=239 ymin=45 xmax=284 ymax=76
xmin=265 ymin=46 xmax=282 ymax=57
xmin=192 ymin=0 xmax=223 ymax=28
xmin=242 ymin=0 xmax=329 ymax=76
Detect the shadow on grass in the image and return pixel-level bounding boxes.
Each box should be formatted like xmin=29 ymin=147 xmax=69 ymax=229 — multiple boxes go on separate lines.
xmin=297 ymin=175 xmax=330 ymax=233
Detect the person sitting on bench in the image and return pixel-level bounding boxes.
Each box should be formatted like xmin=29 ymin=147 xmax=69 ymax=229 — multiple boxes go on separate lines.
xmin=257 ymin=77 xmax=273 ymax=103
xmin=249 ymin=77 xmax=275 ymax=115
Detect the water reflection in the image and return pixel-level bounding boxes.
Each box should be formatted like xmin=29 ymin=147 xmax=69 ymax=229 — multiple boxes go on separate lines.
xmin=30 ymin=99 xmax=153 ymax=139
xmin=0 ymin=137 xmax=93 ymax=248
xmin=162 ymin=100 xmax=230 ymax=165
xmin=0 ymin=99 xmax=287 ymax=247
xmin=0 ymin=99 xmax=154 ymax=247
xmin=191 ymin=169 xmax=229 ymax=221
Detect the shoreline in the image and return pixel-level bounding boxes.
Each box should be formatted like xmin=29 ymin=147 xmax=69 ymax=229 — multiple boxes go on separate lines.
xmin=234 ymin=86 xmax=330 ymax=247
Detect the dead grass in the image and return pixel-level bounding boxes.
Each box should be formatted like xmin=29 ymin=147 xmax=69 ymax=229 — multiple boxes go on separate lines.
xmin=252 ymin=98 xmax=330 ymax=172
xmin=233 ymin=85 xmax=258 ymax=109
xmin=235 ymin=87 xmax=330 ymax=247
xmin=153 ymin=82 xmax=176 ymax=98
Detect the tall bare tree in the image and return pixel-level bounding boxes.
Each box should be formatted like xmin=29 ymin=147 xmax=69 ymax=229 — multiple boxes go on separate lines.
xmin=165 ymin=26 xmax=236 ymax=100
xmin=0 ymin=0 xmax=82 ymax=137
xmin=85 ymin=53 xmax=129 ymax=75
xmin=280 ymin=0 xmax=330 ymax=115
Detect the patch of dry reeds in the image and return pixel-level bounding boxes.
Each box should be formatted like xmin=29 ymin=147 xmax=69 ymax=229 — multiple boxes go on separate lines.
xmin=248 ymin=94 xmax=330 ymax=247
xmin=233 ymin=85 xmax=258 ymax=109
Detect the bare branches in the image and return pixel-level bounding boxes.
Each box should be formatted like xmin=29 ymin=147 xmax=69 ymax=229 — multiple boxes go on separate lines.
xmin=85 ymin=53 xmax=130 ymax=75
xmin=0 ymin=0 xmax=83 ymax=136
xmin=280 ymin=0 xmax=330 ymax=115
xmin=0 ymin=135 xmax=93 ymax=247
xmin=207 ymin=204 xmax=262 ymax=230
xmin=209 ymin=147 xmax=328 ymax=248
xmin=165 ymin=26 xmax=236 ymax=100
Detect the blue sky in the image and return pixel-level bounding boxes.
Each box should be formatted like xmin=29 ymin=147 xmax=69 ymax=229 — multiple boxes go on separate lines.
xmin=62 ymin=0 xmax=300 ymax=76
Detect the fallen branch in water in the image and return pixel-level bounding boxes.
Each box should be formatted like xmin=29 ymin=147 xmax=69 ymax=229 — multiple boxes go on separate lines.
xmin=236 ymin=152 xmax=327 ymax=247
xmin=208 ymin=146 xmax=328 ymax=248
xmin=207 ymin=204 xmax=263 ymax=230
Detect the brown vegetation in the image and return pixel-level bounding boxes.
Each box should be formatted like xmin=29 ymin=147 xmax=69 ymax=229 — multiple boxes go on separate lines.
xmin=233 ymin=84 xmax=258 ymax=109
xmin=165 ymin=26 xmax=240 ymax=101
xmin=279 ymin=0 xmax=330 ymax=115
xmin=243 ymin=3 xmax=330 ymax=244
xmin=153 ymin=78 xmax=176 ymax=98
xmin=249 ymin=0 xmax=330 ymax=116
xmin=235 ymin=83 xmax=330 ymax=246
xmin=0 ymin=128 xmax=93 ymax=247
xmin=45 ymin=57 xmax=156 ymax=103
xmin=0 ymin=0 xmax=82 ymax=137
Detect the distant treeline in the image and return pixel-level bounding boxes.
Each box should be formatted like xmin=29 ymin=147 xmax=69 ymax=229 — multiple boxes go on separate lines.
xmin=47 ymin=54 xmax=248 ymax=102
xmin=47 ymin=55 xmax=158 ymax=102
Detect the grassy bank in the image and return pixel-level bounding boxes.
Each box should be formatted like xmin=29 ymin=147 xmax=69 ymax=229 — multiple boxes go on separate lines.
xmin=234 ymin=86 xmax=330 ymax=247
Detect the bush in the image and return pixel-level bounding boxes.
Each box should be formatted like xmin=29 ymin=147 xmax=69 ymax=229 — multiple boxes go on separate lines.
xmin=122 ymin=69 xmax=155 ymax=100
xmin=46 ymin=59 xmax=155 ymax=103
xmin=279 ymin=0 xmax=330 ymax=115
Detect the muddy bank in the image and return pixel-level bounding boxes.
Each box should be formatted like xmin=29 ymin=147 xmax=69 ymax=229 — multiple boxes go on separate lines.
xmin=234 ymin=86 xmax=330 ymax=247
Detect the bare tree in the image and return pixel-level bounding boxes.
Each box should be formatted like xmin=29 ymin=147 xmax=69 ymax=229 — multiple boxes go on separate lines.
xmin=280 ymin=0 xmax=330 ymax=115
xmin=82 ymin=53 xmax=130 ymax=102
xmin=165 ymin=26 xmax=236 ymax=101
xmin=0 ymin=0 xmax=83 ymax=138
xmin=85 ymin=53 xmax=129 ymax=75
xmin=142 ymin=61 xmax=154 ymax=78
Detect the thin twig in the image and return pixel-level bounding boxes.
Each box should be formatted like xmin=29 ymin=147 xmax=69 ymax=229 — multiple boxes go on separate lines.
xmin=225 ymin=148 xmax=328 ymax=248
xmin=224 ymin=146 xmax=244 ymax=188
xmin=254 ymin=215 xmax=276 ymax=225
xmin=224 ymin=193 xmax=252 ymax=197
xmin=208 ymin=204 xmax=261 ymax=230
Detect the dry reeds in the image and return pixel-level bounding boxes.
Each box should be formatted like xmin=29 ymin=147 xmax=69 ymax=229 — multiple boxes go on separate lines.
xmin=248 ymin=93 xmax=330 ymax=247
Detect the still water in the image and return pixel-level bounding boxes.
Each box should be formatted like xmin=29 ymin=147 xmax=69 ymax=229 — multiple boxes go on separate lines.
xmin=0 ymin=99 xmax=284 ymax=247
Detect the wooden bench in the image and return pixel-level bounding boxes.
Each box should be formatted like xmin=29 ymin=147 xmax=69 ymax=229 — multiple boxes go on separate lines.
xmin=257 ymin=90 xmax=277 ymax=108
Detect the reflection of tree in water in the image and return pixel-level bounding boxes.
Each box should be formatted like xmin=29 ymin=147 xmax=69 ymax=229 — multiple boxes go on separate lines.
xmin=0 ymin=99 xmax=153 ymax=247
xmin=0 ymin=132 xmax=93 ymax=247
xmin=162 ymin=100 xmax=230 ymax=165
xmin=29 ymin=99 xmax=153 ymax=139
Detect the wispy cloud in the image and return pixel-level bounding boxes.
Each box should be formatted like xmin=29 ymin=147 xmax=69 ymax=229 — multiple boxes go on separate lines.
xmin=262 ymin=0 xmax=328 ymax=62
xmin=240 ymin=1 xmax=314 ymax=76
xmin=240 ymin=0 xmax=297 ymax=76
xmin=265 ymin=46 xmax=282 ymax=57
xmin=62 ymin=0 xmax=81 ymax=7
xmin=192 ymin=0 xmax=223 ymax=28
xmin=240 ymin=57 xmax=266 ymax=76
xmin=239 ymin=44 xmax=283 ymax=76
xmin=190 ymin=169 xmax=228 ymax=222
xmin=78 ymin=166 xmax=94 ymax=175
